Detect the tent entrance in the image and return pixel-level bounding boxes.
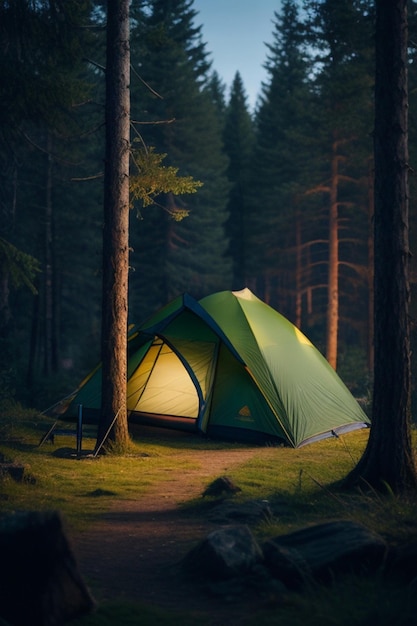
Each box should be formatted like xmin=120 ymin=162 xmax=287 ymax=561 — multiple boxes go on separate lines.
xmin=127 ymin=336 xmax=217 ymax=431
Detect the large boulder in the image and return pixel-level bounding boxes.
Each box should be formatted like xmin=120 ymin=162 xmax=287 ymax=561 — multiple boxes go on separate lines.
xmin=0 ymin=511 xmax=95 ymax=626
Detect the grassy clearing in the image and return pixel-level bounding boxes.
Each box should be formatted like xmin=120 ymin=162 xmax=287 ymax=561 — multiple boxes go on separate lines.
xmin=0 ymin=413 xmax=204 ymax=527
xmin=1 ymin=407 xmax=417 ymax=625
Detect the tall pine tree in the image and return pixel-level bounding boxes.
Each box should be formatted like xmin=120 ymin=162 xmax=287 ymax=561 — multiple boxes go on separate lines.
xmin=345 ymin=0 xmax=417 ymax=493
xmin=304 ymin=0 xmax=374 ymax=369
xmin=248 ymin=0 xmax=315 ymax=316
xmin=0 ymin=0 xmax=98 ymax=405
xmin=128 ymin=0 xmax=231 ymax=321
xmin=223 ymin=72 xmax=254 ymax=289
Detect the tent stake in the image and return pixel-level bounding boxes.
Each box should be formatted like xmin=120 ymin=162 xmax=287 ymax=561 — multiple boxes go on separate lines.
xmin=76 ymin=405 xmax=83 ymax=458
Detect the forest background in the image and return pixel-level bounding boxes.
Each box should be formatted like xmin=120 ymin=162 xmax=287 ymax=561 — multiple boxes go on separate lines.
xmin=0 ymin=0 xmax=416 ymax=417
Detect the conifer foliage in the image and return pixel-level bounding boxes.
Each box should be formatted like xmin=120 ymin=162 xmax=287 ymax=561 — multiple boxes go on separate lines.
xmin=246 ymin=0 xmax=316 ymax=321
xmin=0 ymin=0 xmax=416 ymax=445
xmin=223 ymin=72 xmax=254 ymax=290
xmin=128 ymin=0 xmax=232 ymax=321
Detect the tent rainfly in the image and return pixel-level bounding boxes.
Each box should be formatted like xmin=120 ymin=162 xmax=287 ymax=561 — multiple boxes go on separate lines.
xmin=62 ymin=288 xmax=370 ymax=448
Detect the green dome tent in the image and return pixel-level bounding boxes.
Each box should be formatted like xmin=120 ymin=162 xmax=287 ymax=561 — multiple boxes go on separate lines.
xmin=62 ymin=288 xmax=370 ymax=448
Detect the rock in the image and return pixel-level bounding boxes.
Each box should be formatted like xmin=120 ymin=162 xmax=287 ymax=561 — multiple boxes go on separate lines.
xmin=85 ymin=488 xmax=117 ymax=497
xmin=387 ymin=541 xmax=417 ymax=582
xmin=262 ymin=543 xmax=312 ymax=589
xmin=182 ymin=525 xmax=263 ymax=581
xmin=202 ymin=476 xmax=242 ymax=497
xmin=208 ymin=499 xmax=273 ymax=524
xmin=263 ymin=520 xmax=387 ymax=589
xmin=0 ymin=510 xmax=95 ymax=626
xmin=0 ymin=455 xmax=36 ymax=484
xmin=0 ymin=463 xmax=26 ymax=482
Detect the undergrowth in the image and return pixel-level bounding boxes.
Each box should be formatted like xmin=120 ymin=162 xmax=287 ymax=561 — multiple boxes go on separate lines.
xmin=1 ymin=407 xmax=417 ymax=625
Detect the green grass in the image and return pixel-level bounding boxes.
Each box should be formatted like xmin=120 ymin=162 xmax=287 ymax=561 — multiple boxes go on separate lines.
xmin=70 ymin=602 xmax=206 ymax=626
xmin=1 ymin=407 xmax=417 ymax=625
xmin=245 ymin=576 xmax=417 ymax=626
xmin=0 ymin=414 xmax=203 ymax=527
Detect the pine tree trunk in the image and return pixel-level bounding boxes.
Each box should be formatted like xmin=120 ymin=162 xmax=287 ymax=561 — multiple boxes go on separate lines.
xmin=367 ymin=157 xmax=374 ymax=373
xmin=345 ymin=0 xmax=417 ymax=493
xmin=27 ymin=286 xmax=40 ymax=389
xmin=326 ymin=139 xmax=339 ymax=370
xmin=0 ymin=268 xmax=10 ymax=330
xmin=295 ymin=211 xmax=302 ymax=329
xmin=96 ymin=0 xmax=131 ymax=452
xmin=43 ymin=133 xmax=58 ymax=375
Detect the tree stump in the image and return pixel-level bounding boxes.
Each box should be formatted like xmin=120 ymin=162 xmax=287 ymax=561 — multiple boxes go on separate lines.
xmin=0 ymin=511 xmax=95 ymax=626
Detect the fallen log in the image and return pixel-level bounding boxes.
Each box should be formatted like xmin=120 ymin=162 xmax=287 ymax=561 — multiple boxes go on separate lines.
xmin=263 ymin=520 xmax=388 ymax=589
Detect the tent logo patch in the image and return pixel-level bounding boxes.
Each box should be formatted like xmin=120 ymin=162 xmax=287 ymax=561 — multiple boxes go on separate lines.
xmin=237 ymin=405 xmax=254 ymax=422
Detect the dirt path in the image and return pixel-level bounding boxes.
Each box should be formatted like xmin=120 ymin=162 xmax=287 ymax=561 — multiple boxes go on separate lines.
xmin=72 ymin=438 xmax=269 ymax=625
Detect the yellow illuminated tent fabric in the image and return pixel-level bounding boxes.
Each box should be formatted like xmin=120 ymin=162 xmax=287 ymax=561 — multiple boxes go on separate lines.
xmin=63 ymin=289 xmax=370 ymax=447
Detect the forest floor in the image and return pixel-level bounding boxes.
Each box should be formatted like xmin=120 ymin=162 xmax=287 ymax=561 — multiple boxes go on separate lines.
xmin=72 ymin=428 xmax=273 ymax=626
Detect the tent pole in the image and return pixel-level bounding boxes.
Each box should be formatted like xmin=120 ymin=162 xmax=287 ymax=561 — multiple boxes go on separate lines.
xmin=76 ymin=404 xmax=83 ymax=458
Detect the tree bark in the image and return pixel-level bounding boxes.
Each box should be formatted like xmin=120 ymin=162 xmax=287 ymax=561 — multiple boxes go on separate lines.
xmin=43 ymin=132 xmax=59 ymax=376
xmin=326 ymin=139 xmax=340 ymax=370
xmin=96 ymin=0 xmax=131 ymax=452
xmin=345 ymin=0 xmax=417 ymax=493
xmin=367 ymin=157 xmax=375 ymax=373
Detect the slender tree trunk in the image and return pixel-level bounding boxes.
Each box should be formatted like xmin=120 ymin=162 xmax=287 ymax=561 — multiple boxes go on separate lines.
xmin=43 ymin=133 xmax=58 ymax=375
xmin=295 ymin=211 xmax=302 ymax=329
xmin=345 ymin=0 xmax=417 ymax=493
xmin=307 ymin=286 xmax=312 ymax=317
xmin=367 ymin=157 xmax=375 ymax=374
xmin=326 ymin=139 xmax=339 ymax=369
xmin=27 ymin=285 xmax=40 ymax=389
xmin=264 ymin=275 xmax=271 ymax=305
xmin=96 ymin=0 xmax=131 ymax=452
xmin=0 ymin=268 xmax=10 ymax=330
